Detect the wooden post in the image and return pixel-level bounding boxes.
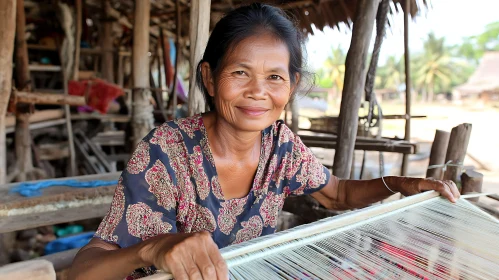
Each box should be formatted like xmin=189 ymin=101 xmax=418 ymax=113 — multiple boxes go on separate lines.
xmin=443 ymin=123 xmax=472 ymax=184
xmin=101 ymin=0 xmax=114 ymax=83
xmin=290 ymin=98 xmax=299 ymax=134
xmin=73 ymin=0 xmax=82 ymax=81
xmin=401 ymin=0 xmax=411 ymax=176
xmin=14 ymin=0 xmax=34 ymax=182
xmin=426 ymin=129 xmax=450 ymax=179
xmin=0 ymin=0 xmax=17 ymax=184
xmin=461 ymin=170 xmax=483 ymax=202
xmin=131 ymin=0 xmax=154 ymax=146
xmin=332 ymin=0 xmax=380 ymax=179
xmin=188 ymin=0 xmax=210 ymax=115
xmin=171 ymin=0 xmax=181 ymax=119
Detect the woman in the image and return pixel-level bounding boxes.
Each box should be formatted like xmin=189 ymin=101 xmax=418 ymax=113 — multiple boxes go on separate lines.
xmin=69 ymin=3 xmax=459 ymax=280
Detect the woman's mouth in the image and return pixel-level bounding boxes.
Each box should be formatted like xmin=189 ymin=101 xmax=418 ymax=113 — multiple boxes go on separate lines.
xmin=236 ymin=106 xmax=269 ymax=116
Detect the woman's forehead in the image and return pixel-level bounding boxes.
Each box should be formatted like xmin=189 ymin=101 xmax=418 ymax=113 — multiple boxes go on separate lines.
xmin=223 ymin=33 xmax=290 ymax=67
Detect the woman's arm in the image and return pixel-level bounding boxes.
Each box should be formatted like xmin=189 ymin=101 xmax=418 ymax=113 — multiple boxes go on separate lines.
xmin=311 ymin=176 xmax=460 ymax=210
xmin=70 ymin=232 xmax=228 ymax=280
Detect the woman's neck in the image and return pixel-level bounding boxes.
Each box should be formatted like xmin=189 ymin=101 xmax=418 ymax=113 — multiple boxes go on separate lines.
xmin=204 ymin=112 xmax=261 ymax=162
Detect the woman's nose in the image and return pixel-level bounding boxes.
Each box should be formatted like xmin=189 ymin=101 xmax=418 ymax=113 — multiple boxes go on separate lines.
xmin=245 ymin=78 xmax=267 ymax=99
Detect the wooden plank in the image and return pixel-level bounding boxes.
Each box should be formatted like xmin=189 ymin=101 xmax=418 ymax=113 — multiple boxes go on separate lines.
xmin=35 ymin=248 xmax=79 ymax=272
xmin=443 ymin=123 xmax=472 ymax=183
xmin=6 ymin=118 xmax=66 ymax=134
xmin=187 ymin=0 xmax=210 ymax=115
xmin=0 ymin=0 xmax=16 ymax=184
xmin=5 ymin=109 xmax=64 ymax=127
xmin=28 ymin=64 xmax=62 ymax=72
xmin=0 ymin=259 xmax=56 ymax=280
xmin=332 ymin=0 xmax=380 ymax=179
xmin=426 ymin=129 xmax=450 ymax=179
xmin=302 ymin=139 xmax=416 ymax=154
xmin=15 ymin=91 xmax=86 ymax=106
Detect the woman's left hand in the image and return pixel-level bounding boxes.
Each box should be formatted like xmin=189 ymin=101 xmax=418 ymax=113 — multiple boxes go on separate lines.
xmin=396 ymin=177 xmax=460 ymax=203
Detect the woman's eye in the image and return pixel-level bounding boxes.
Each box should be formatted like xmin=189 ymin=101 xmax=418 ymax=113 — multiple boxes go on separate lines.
xmin=234 ymin=71 xmax=246 ymax=75
xmin=269 ymin=75 xmax=283 ymax=80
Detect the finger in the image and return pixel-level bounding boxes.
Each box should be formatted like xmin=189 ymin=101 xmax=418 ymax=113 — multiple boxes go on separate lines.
xmin=437 ymin=181 xmax=456 ymax=203
xmin=445 ymin=180 xmax=461 ymax=200
xmin=206 ymin=240 xmax=229 ymax=280
xmin=184 ymin=253 xmax=204 ymax=280
xmin=193 ymin=245 xmax=217 ymax=280
xmin=166 ymin=253 xmax=190 ymax=280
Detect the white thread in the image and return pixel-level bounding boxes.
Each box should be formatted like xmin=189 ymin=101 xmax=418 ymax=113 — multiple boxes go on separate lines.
xmin=381 ymin=176 xmax=396 ymax=194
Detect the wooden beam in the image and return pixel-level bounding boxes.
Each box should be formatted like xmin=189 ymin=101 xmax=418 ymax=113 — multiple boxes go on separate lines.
xmin=15 ymin=0 xmax=35 ymax=182
xmin=188 ymin=0 xmax=210 ymax=115
xmin=332 ymin=0 xmax=380 ymax=179
xmin=443 ymin=123 xmax=472 ymax=183
xmin=73 ymin=0 xmax=82 ymax=81
xmin=0 ymin=0 xmax=16 ymax=184
xmin=131 ymin=0 xmax=155 ymax=146
xmin=426 ymin=129 xmax=450 ymax=179
xmin=401 ymin=0 xmax=412 ymax=176
xmin=15 ymin=91 xmax=86 ymax=106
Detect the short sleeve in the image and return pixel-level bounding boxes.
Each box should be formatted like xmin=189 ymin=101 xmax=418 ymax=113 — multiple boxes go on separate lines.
xmin=278 ymin=124 xmax=331 ymax=196
xmin=94 ymin=128 xmax=178 ymax=250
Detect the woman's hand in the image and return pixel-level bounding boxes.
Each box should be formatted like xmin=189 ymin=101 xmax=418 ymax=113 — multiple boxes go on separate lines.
xmin=395 ymin=177 xmax=460 ymax=202
xmin=139 ymin=231 xmax=228 ymax=280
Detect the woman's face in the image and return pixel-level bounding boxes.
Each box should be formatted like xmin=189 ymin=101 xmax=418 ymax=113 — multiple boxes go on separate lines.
xmin=202 ymin=33 xmax=298 ymax=132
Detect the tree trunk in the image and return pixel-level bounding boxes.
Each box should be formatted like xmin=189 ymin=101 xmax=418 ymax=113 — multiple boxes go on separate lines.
xmin=0 ymin=0 xmax=17 ymax=184
xmin=443 ymin=123 xmax=472 ymax=185
xmin=401 ymin=0 xmax=412 ymax=176
xmin=333 ymin=0 xmax=380 ymax=179
xmin=188 ymin=0 xmax=210 ymax=115
xmin=15 ymin=0 xmax=33 ymax=182
xmin=426 ymin=129 xmax=450 ymax=180
xmin=428 ymin=81 xmax=434 ymax=102
xmin=131 ymin=0 xmax=154 ymax=146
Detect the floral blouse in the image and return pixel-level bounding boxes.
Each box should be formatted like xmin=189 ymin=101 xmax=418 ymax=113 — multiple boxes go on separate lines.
xmin=94 ymin=114 xmax=330 ymax=278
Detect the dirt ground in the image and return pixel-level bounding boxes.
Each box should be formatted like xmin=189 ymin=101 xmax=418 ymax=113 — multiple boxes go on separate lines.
xmin=300 ymin=101 xmax=499 ymax=208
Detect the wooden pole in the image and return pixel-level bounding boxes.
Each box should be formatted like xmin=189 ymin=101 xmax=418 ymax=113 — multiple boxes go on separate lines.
xmin=426 ymin=129 xmax=450 ymax=179
xmin=15 ymin=91 xmax=86 ymax=106
xmin=0 ymin=0 xmax=17 ymax=184
xmin=461 ymin=170 xmax=483 ymax=202
xmin=290 ymin=98 xmax=299 ymax=134
xmin=401 ymin=0 xmax=411 ymax=176
xmin=101 ymin=0 xmax=114 ymax=83
xmin=188 ymin=0 xmax=210 ymax=115
xmin=170 ymin=0 xmax=181 ymax=119
xmin=14 ymin=0 xmax=34 ymax=182
xmin=443 ymin=123 xmax=472 ymax=184
xmin=131 ymin=0 xmax=154 ymax=146
xmin=73 ymin=0 xmax=82 ymax=81
xmin=332 ymin=0 xmax=380 ymax=179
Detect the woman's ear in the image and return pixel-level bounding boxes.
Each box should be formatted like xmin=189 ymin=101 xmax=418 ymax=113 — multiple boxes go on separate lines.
xmin=201 ymin=62 xmax=215 ymax=97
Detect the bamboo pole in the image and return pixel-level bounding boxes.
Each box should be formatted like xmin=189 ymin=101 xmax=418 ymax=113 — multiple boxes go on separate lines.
xmin=0 ymin=0 xmax=17 ymax=184
xmin=73 ymin=0 xmax=82 ymax=81
xmin=15 ymin=91 xmax=86 ymax=106
xmin=170 ymin=0 xmax=181 ymax=119
xmin=131 ymin=0 xmax=154 ymax=146
xmin=401 ymin=0 xmax=411 ymax=176
xmin=188 ymin=0 xmax=210 ymax=115
xmin=332 ymin=0 xmax=380 ymax=179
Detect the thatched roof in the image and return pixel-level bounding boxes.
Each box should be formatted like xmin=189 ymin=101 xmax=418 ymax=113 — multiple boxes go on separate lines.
xmin=455 ymin=52 xmax=499 ymax=95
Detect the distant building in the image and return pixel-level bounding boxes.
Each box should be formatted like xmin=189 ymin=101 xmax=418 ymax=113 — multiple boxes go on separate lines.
xmin=455 ymin=51 xmax=499 ymax=102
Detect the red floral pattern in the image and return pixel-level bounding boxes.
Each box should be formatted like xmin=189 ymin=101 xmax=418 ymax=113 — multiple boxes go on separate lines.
xmin=218 ymin=197 xmax=248 ymax=235
xmin=260 ymin=191 xmax=286 ymax=227
xmin=234 ymin=215 xmax=263 ymax=244
xmin=189 ymin=146 xmax=211 ymax=200
xmin=126 ymin=202 xmax=173 ymax=240
xmin=192 ymin=204 xmax=217 ymax=232
xmin=127 ymin=141 xmax=150 ymax=174
xmin=175 ymin=115 xmax=203 ymax=139
xmin=146 ymin=159 xmax=177 ymax=210
xmin=95 ymin=176 xmax=125 ymax=243
xmin=211 ymin=175 xmax=225 ymax=200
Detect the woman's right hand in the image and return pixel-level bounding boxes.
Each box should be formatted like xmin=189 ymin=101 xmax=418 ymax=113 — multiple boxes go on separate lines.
xmin=139 ymin=231 xmax=229 ymax=280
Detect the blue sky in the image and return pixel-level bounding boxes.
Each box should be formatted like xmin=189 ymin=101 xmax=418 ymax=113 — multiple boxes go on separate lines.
xmin=306 ymin=0 xmax=499 ymax=69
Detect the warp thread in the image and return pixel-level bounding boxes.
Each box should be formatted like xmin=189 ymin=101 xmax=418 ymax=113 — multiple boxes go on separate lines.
xmin=10 ymin=179 xmax=118 ymax=197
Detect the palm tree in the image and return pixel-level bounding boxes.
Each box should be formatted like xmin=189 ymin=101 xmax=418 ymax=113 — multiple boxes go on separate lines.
xmin=377 ymin=55 xmax=404 ymax=90
xmin=413 ymin=33 xmax=454 ymax=102
xmin=323 ymin=47 xmax=346 ymax=94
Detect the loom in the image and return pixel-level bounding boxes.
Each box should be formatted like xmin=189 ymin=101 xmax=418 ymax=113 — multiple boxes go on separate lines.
xmin=143 ymin=191 xmax=499 ymax=280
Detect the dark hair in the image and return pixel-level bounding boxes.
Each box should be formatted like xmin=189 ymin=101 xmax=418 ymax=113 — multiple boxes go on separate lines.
xmin=195 ymin=3 xmax=309 ymax=111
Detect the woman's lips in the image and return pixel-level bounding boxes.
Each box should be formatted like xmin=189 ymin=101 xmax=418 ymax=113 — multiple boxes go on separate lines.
xmin=236 ymin=106 xmax=269 ymax=116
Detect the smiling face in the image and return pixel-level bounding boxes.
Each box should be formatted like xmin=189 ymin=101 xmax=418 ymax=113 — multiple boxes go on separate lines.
xmin=201 ymin=33 xmax=298 ymax=132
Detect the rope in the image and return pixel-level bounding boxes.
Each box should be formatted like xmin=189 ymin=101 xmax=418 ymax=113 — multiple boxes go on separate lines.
xmin=427 ymin=160 xmax=464 ymax=173
xmin=10 ymin=179 xmax=119 ymax=197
